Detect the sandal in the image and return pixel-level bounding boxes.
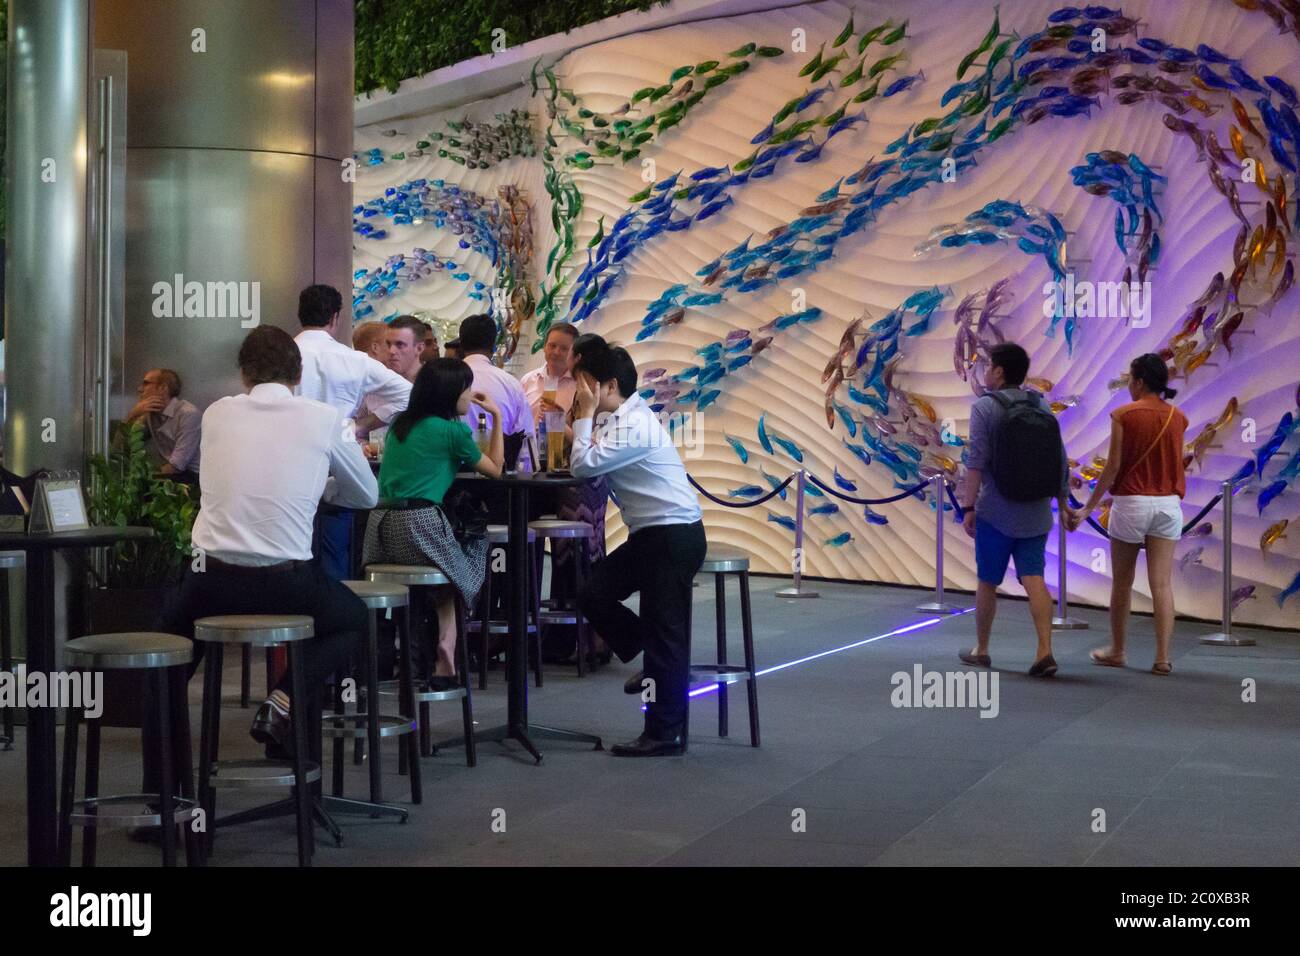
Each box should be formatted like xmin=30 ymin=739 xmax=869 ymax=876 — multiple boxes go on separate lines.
xmin=1151 ymin=661 xmax=1173 ymax=676
xmin=1090 ymin=648 xmax=1127 ymax=668
xmin=959 ymin=650 xmax=992 ymax=667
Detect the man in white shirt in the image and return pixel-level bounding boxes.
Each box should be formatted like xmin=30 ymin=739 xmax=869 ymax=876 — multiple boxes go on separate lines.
xmin=571 ymin=342 xmax=706 ymax=757
xmin=457 ymin=314 xmax=534 ymax=440
xmin=519 ymin=322 xmax=579 ymax=422
xmin=151 ymin=326 xmax=378 ymax=764
xmin=294 ymin=284 xmax=409 ymax=579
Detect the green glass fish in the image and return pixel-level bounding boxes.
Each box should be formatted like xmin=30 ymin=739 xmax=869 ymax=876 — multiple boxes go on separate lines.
xmin=811 ymin=52 xmax=848 ymax=81
xmin=987 ymin=116 xmax=1015 ymax=142
xmin=773 ymin=93 xmax=804 ymax=124
xmin=695 ymin=59 xmax=719 ymax=73
xmin=840 ymin=59 xmax=865 ymax=86
xmin=880 ymin=20 xmax=908 ymax=45
xmin=914 ymin=115 xmax=943 ymax=135
xmin=705 ymin=73 xmax=730 ymax=89
xmin=756 ymin=46 xmax=784 ymax=57
xmin=628 ymin=185 xmax=652 ymax=203
xmin=669 ymin=65 xmax=693 ymax=82
xmin=648 ymin=83 xmax=674 ymax=102
xmin=857 ymin=20 xmax=892 ymax=54
xmin=868 ymin=52 xmax=906 ymax=78
xmin=728 ymin=42 xmax=757 ymax=58
xmin=800 ymin=44 xmax=826 ymax=78
xmin=587 ymin=216 xmax=605 ymax=248
xmin=852 ymin=78 xmax=881 ymax=103
xmin=718 ymin=60 xmax=751 ymax=76
xmin=631 ymin=86 xmax=656 ymax=103
xmin=833 ymin=14 xmax=855 ymax=48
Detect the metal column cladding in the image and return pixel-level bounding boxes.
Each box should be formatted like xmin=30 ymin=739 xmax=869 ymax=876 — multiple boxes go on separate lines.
xmin=3 ymin=0 xmax=92 ymax=474
xmin=92 ymin=0 xmax=354 ymax=413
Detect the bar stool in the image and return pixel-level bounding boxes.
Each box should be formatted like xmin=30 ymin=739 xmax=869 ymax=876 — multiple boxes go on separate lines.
xmin=0 ymin=550 xmax=22 ymax=750
xmin=57 ymin=632 xmax=199 ymax=866
xmin=687 ymin=551 xmax=760 ymax=749
xmin=332 ymin=580 xmax=419 ymax=808
xmin=529 ymin=519 xmax=595 ymax=677
xmin=365 ymin=564 xmax=476 ymax=767
xmin=193 ymin=615 xmax=319 ymax=867
xmin=472 ymin=524 xmax=542 ymax=689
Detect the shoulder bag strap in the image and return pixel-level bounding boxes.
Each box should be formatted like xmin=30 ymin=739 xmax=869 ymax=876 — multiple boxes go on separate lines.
xmin=1124 ymin=405 xmax=1176 ymax=474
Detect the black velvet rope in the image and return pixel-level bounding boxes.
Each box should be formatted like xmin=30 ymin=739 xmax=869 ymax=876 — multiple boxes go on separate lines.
xmin=689 ymin=472 xmax=794 ymax=508
xmin=805 ymin=472 xmax=932 ymax=505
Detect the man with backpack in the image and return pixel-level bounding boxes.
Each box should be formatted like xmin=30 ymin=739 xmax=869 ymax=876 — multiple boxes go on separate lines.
xmin=957 ymin=343 xmax=1070 ymax=677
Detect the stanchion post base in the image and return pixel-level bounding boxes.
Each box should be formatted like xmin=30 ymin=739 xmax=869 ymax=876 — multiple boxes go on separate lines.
xmin=1200 ymin=633 xmax=1255 ymax=647
xmin=775 ymin=587 xmax=819 ymax=599
xmin=916 ymin=602 xmax=969 ymax=614
xmin=1052 ymin=617 xmax=1090 ymax=630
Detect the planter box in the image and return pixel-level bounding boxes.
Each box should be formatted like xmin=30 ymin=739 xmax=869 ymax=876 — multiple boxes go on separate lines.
xmin=83 ymin=586 xmax=171 ymax=728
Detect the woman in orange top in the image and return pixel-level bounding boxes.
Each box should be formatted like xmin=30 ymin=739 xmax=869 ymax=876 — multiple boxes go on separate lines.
xmin=1071 ymin=354 xmax=1188 ymax=675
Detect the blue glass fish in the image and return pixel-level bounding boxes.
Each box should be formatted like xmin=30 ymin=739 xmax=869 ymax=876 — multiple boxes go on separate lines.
xmin=810 ymin=503 xmax=840 ymax=516
xmin=825 ymin=532 xmax=853 ymax=547
xmin=696 ymin=197 xmax=734 ymax=221
xmin=883 ymin=71 xmax=925 ymax=98
xmin=1258 ymin=479 xmax=1288 ymax=515
xmin=833 ymin=467 xmax=858 ymax=492
xmin=767 ymin=514 xmax=797 ymax=531
xmin=1279 ymin=570 xmax=1300 ymax=608
xmin=844 ymin=440 xmax=873 ymax=467
xmin=729 ymin=484 xmax=765 ymax=498
xmin=863 ymin=505 xmax=888 ymax=525
xmin=1266 ymin=75 xmax=1299 ymax=106
xmin=771 ymin=433 xmax=804 ymax=463
xmin=757 ymin=414 xmax=774 ymax=454
xmin=724 ymin=434 xmax=750 ymax=464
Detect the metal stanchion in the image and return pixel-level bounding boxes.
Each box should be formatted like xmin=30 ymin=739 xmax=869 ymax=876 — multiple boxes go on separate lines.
xmin=916 ymin=474 xmax=969 ymax=613
xmin=1052 ymin=503 xmax=1088 ymax=629
xmin=1201 ymin=478 xmax=1255 ymax=646
xmin=776 ymin=469 xmax=819 ymax=599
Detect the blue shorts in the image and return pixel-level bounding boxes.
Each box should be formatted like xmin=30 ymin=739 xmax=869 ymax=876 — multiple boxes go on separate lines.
xmin=975 ymin=518 xmax=1047 ymax=585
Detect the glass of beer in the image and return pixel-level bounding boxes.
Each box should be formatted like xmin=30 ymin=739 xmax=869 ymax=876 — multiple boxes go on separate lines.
xmin=545 ymin=410 xmax=566 ymax=471
xmin=541 ymin=376 xmax=558 ymax=411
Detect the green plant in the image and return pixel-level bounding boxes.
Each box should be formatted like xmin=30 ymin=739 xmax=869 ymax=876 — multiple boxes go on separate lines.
xmin=355 ymin=0 xmax=669 ymax=95
xmin=86 ymin=423 xmax=198 ymax=589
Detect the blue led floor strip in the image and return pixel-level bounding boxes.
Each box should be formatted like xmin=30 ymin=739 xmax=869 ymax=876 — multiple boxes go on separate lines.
xmin=634 ymin=607 xmax=978 ymax=707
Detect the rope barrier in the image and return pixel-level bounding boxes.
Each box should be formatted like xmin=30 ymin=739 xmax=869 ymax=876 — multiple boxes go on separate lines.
xmin=689 ymin=473 xmax=794 ymax=508
xmin=805 ymin=473 xmax=932 ymax=506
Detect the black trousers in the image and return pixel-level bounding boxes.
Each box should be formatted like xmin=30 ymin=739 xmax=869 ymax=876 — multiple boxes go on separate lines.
xmin=578 ymin=520 xmax=706 ymax=739
xmin=141 ymin=561 xmax=367 ymax=790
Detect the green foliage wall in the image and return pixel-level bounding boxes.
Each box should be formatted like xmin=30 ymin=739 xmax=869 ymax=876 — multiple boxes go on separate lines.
xmin=355 ymin=0 xmax=669 ymax=94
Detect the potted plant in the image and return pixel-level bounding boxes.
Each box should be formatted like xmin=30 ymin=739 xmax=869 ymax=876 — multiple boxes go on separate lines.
xmin=81 ymin=422 xmax=198 ymax=724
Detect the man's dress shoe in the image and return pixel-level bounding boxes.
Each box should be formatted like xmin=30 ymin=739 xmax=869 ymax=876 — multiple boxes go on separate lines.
xmin=610 ymin=733 xmax=684 ymax=757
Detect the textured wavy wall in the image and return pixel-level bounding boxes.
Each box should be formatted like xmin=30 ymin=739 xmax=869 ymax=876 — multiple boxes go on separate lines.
xmin=354 ymin=0 xmax=1300 ymax=629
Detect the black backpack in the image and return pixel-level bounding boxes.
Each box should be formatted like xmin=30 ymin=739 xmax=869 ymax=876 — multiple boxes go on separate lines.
xmin=988 ymin=391 xmax=1063 ymax=502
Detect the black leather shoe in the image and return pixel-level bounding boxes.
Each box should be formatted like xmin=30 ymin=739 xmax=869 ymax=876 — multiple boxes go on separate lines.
xmin=427 ymin=674 xmax=460 ymax=693
xmin=1028 ymin=654 xmax=1059 ymax=678
xmin=623 ymin=671 xmax=646 ymax=695
xmin=250 ymin=701 xmax=294 ymax=759
xmin=610 ymin=733 xmax=684 ymax=757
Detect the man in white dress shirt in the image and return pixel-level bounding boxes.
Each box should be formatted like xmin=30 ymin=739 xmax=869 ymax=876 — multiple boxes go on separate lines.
xmin=294 ymin=284 xmax=410 ymax=579
xmin=150 ymin=326 xmax=378 ymax=764
xmin=457 ymin=314 xmax=534 ymax=440
xmin=519 ymin=322 xmax=579 ymax=422
xmin=571 ymin=342 xmax=706 ymax=757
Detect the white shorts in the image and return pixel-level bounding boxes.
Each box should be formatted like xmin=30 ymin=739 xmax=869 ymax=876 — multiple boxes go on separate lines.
xmin=1108 ymin=494 xmax=1183 ymax=544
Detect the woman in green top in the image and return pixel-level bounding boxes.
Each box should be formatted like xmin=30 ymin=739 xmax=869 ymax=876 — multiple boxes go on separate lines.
xmin=363 ymin=358 xmax=504 ymax=690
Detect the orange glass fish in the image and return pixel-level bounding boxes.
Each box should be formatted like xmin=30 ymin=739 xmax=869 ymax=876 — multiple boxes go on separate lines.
xmin=1210 ymin=397 xmax=1239 ymax=431
xmin=1025 ymin=376 xmax=1054 ymax=393
xmin=1261 ymin=519 xmax=1288 ymax=554
xmin=909 ymin=395 xmax=938 ymax=422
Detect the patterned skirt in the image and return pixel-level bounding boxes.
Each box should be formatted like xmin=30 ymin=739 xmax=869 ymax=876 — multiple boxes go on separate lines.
xmin=362 ymin=506 xmax=489 ymax=610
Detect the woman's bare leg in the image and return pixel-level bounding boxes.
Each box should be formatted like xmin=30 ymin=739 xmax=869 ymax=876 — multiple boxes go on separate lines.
xmin=1106 ymin=539 xmax=1142 ymax=656
xmin=433 ymin=586 xmax=457 ymax=677
xmin=1144 ymin=536 xmax=1177 ymax=665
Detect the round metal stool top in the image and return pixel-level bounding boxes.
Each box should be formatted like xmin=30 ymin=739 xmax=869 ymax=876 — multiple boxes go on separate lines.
xmin=342 ymin=579 xmax=410 ymax=609
xmin=486 ymin=524 xmax=537 ymax=544
xmin=366 ymin=564 xmax=449 ymax=586
xmin=700 ymin=551 xmax=750 ymax=574
xmin=65 ymin=632 xmax=194 ymax=670
xmin=528 ymin=519 xmax=594 ymax=539
xmin=193 ymin=615 xmax=314 ymax=646
xmin=0 ymin=550 xmax=25 ymax=569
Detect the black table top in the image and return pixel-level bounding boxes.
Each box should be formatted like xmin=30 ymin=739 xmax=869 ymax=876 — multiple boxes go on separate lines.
xmin=0 ymin=525 xmax=155 ymax=550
